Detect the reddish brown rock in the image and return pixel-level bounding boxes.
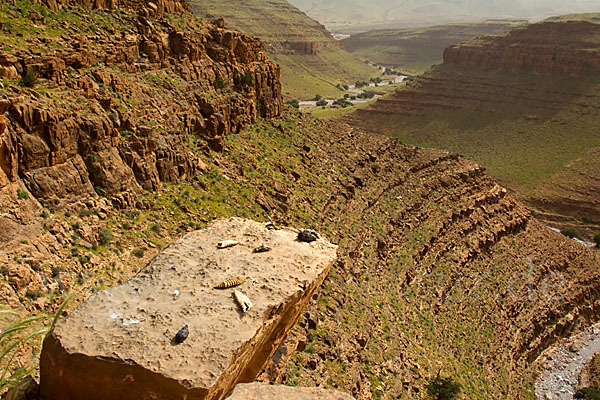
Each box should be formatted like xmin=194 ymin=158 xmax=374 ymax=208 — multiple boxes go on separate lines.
xmin=40 ymin=218 xmax=337 ymax=400
xmin=226 ymin=383 xmax=355 ymax=400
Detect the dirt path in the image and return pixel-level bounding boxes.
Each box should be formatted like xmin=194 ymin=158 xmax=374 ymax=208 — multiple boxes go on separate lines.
xmin=535 ymin=323 xmax=600 ymax=399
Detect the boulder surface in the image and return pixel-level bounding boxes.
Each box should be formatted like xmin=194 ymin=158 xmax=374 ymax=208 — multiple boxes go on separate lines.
xmin=40 ymin=218 xmax=337 ymax=400
xmin=227 ymin=382 xmax=355 ymax=399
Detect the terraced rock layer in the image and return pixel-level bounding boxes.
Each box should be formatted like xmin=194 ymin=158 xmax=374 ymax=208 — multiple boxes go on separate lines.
xmin=444 ymin=21 xmax=600 ymax=77
xmin=347 ymin=17 xmax=600 ymax=237
xmin=0 ymin=0 xmax=282 ymax=211
xmin=187 ymin=0 xmax=374 ymax=99
xmin=40 ymin=218 xmax=337 ymax=400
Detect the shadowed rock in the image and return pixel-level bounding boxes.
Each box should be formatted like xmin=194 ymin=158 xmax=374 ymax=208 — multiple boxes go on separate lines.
xmin=39 ymin=218 xmax=337 ymax=400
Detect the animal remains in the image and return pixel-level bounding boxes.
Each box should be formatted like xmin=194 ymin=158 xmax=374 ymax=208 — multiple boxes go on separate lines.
xmin=215 ymin=276 xmax=246 ymax=289
xmin=233 ymin=290 xmax=253 ymax=313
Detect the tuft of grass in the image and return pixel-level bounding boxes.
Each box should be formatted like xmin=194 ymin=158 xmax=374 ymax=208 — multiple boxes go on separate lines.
xmin=19 ymin=67 xmax=37 ymax=88
xmin=16 ymin=190 xmax=29 ymax=200
xmin=0 ymin=295 xmax=71 ymax=393
xmin=561 ymin=227 xmax=580 ymax=239
xmin=131 ymin=248 xmax=145 ymax=258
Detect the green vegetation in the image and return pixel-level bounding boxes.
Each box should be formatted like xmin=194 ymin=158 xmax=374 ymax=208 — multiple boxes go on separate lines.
xmin=286 ymin=99 xmax=300 ymax=109
xmin=315 ymin=99 xmax=328 ymax=107
xmin=98 ymin=228 xmax=112 ymax=246
xmin=0 ymin=297 xmax=70 ymax=393
xmin=214 ymin=76 xmax=227 ymax=89
xmin=188 ymin=0 xmax=375 ymax=99
xmin=576 ymin=388 xmax=600 ymax=399
xmin=15 ymin=190 xmax=28 ymax=200
xmin=131 ymin=249 xmax=145 ymax=258
xmin=594 ymin=233 xmax=600 ymax=248
xmin=19 ymin=67 xmax=37 ymax=88
xmin=240 ymin=69 xmax=254 ymax=86
xmin=561 ymin=227 xmax=580 ymax=239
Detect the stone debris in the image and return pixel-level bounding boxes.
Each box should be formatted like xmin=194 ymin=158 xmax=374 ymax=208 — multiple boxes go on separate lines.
xmin=233 ymin=290 xmax=253 ymax=313
xmin=298 ymin=229 xmax=319 ymax=243
xmin=253 ymin=245 xmax=271 ymax=253
xmin=217 ymin=240 xmax=239 ymax=249
xmin=174 ymin=325 xmax=189 ymax=344
xmin=39 ymin=218 xmax=337 ymax=400
xmin=265 ymin=222 xmax=277 ymax=230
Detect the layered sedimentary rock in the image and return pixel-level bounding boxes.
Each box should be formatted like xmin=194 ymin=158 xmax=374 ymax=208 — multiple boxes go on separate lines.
xmin=227 ymin=382 xmax=355 ymax=399
xmin=444 ymin=21 xmax=600 ymax=77
xmin=40 ymin=218 xmax=337 ymax=400
xmin=0 ymin=1 xmax=282 ymax=208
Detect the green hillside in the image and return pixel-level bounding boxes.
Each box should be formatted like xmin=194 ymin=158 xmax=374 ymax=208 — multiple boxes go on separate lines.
xmin=189 ymin=0 xmax=376 ymax=99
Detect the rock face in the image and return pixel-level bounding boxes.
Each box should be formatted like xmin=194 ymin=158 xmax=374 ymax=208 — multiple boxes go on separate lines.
xmin=39 ymin=218 xmax=337 ymax=400
xmin=227 ymin=383 xmax=355 ymax=399
xmin=0 ymin=1 xmax=282 ymax=208
xmin=444 ymin=21 xmax=600 ymax=77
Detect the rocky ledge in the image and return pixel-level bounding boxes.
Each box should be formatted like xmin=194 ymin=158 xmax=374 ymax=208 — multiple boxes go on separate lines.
xmin=227 ymin=382 xmax=355 ymax=399
xmin=39 ymin=218 xmax=337 ymax=400
xmin=443 ymin=21 xmax=600 ymax=77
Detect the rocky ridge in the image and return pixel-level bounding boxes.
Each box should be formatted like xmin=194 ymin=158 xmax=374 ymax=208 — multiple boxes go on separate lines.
xmin=444 ymin=21 xmax=600 ymax=77
xmin=0 ymin=0 xmax=281 ymax=211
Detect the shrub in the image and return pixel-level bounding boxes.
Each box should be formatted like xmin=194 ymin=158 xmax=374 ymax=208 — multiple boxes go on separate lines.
xmin=358 ymin=90 xmax=376 ymax=99
xmin=150 ymin=223 xmax=162 ymax=233
xmin=355 ymin=80 xmax=369 ymax=88
xmin=575 ymin=388 xmax=600 ymax=399
xmin=214 ymin=76 xmax=226 ymax=89
xmin=131 ymin=248 xmax=145 ymax=258
xmin=19 ymin=67 xmax=37 ymax=88
xmin=594 ymin=233 xmax=600 ymax=248
xmin=16 ymin=189 xmax=29 ymax=200
xmin=286 ymin=99 xmax=300 ymax=109
xmin=561 ymin=227 xmax=580 ymax=239
xmin=314 ymin=94 xmax=322 ymax=101
xmin=316 ymin=99 xmax=328 ymax=107
xmin=98 ymin=228 xmax=112 ymax=246
xmin=426 ymin=376 xmax=461 ymax=400
xmin=240 ymin=69 xmax=253 ymax=86
xmin=343 ymin=84 xmax=349 ymax=90
xmin=332 ymin=98 xmax=352 ymax=108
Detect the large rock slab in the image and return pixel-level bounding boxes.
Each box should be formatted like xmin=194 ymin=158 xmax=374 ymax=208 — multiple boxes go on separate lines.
xmin=40 ymin=218 xmax=337 ymax=400
xmin=227 ymin=383 xmax=356 ymax=399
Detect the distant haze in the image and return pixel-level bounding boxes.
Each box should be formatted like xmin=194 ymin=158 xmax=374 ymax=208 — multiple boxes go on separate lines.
xmin=287 ymin=0 xmax=600 ymax=33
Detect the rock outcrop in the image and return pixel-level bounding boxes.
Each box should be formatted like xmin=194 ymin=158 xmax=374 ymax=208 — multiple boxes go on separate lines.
xmin=227 ymin=383 xmax=355 ymax=399
xmin=0 ymin=0 xmax=282 ymax=208
xmin=444 ymin=21 xmax=600 ymax=77
xmin=39 ymin=218 xmax=337 ymax=400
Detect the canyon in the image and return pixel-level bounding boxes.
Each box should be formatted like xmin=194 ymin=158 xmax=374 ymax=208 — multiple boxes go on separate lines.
xmin=349 ymin=17 xmax=600 ymax=242
xmin=0 ymin=1 xmax=599 ymax=399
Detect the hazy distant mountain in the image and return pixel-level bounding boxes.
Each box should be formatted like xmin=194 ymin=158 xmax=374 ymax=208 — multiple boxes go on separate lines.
xmin=288 ymin=0 xmax=600 ymax=33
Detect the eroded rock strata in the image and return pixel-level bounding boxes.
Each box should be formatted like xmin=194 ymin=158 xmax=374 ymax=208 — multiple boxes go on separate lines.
xmin=40 ymin=218 xmax=337 ymax=400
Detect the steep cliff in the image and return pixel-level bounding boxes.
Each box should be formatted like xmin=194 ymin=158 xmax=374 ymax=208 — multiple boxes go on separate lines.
xmin=444 ymin=20 xmax=600 ymax=77
xmin=1 ymin=3 xmax=600 ymax=400
xmin=187 ymin=0 xmax=375 ymax=99
xmin=349 ymin=16 xmax=600 ymax=238
xmin=341 ymin=21 xmax=526 ymax=72
xmin=0 ymin=0 xmax=282 ymax=210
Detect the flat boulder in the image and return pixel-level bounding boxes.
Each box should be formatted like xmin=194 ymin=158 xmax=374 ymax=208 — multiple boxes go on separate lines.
xmin=40 ymin=218 xmax=337 ymax=400
xmin=227 ymin=383 xmax=355 ymax=399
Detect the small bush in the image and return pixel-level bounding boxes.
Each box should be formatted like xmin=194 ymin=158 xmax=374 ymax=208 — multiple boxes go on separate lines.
xmin=427 ymin=376 xmax=461 ymax=400
xmin=240 ymin=69 xmax=253 ymax=86
xmin=131 ymin=248 xmax=145 ymax=258
xmin=121 ymin=222 xmax=132 ymax=230
xmin=343 ymin=84 xmax=349 ymax=90
xmin=333 ymin=98 xmax=352 ymax=108
xmin=98 ymin=228 xmax=112 ymax=246
xmin=358 ymin=90 xmax=376 ymax=99
xmin=150 ymin=223 xmax=162 ymax=233
xmin=19 ymin=67 xmax=37 ymax=88
xmin=355 ymin=80 xmax=369 ymax=88
xmin=594 ymin=233 xmax=600 ymax=248
xmin=16 ymin=189 xmax=29 ymax=200
xmin=314 ymin=94 xmax=322 ymax=101
xmin=316 ymin=99 xmax=328 ymax=107
xmin=214 ymin=76 xmax=227 ymax=89
xmin=561 ymin=227 xmax=580 ymax=239
xmin=575 ymin=388 xmax=600 ymax=399
xmin=286 ymin=99 xmax=300 ymax=109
